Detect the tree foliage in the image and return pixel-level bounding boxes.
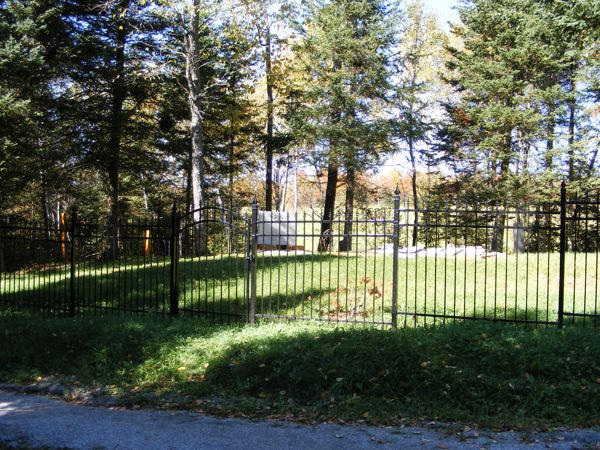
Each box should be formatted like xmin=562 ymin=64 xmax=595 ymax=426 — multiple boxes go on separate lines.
xmin=0 ymin=0 xmax=598 ymax=245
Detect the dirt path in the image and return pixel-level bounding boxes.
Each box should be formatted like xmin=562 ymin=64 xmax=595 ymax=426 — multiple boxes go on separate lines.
xmin=1 ymin=391 xmax=599 ymax=449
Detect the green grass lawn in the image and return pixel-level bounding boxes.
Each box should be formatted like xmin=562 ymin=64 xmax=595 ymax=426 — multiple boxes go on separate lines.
xmin=1 ymin=311 xmax=600 ymax=429
xmin=1 ymin=252 xmax=599 ymax=326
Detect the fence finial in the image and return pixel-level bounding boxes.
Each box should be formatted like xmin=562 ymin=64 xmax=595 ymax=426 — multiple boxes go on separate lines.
xmin=251 ymin=196 xmax=258 ymax=207
xmin=394 ymin=184 xmax=400 ymax=196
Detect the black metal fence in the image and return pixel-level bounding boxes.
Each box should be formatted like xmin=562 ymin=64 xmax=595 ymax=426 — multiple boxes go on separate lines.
xmin=1 ymin=182 xmax=599 ymax=328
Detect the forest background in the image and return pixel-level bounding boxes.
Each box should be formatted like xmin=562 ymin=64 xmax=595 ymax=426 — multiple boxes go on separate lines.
xmin=1 ymin=0 xmax=598 ymax=236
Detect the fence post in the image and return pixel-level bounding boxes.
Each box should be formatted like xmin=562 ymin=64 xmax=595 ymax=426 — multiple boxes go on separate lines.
xmin=69 ymin=208 xmax=77 ymax=317
xmin=391 ymin=186 xmax=400 ymax=330
xmin=249 ymin=197 xmax=258 ymax=324
xmin=558 ymin=180 xmax=567 ymax=329
xmin=169 ymin=201 xmax=180 ymax=317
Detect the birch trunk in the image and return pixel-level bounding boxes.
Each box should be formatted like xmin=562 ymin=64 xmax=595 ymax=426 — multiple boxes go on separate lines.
xmin=184 ymin=0 xmax=208 ymax=255
xmin=265 ymin=28 xmax=274 ymax=211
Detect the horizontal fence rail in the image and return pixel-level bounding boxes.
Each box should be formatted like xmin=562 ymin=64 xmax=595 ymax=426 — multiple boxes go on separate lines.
xmin=0 ymin=183 xmax=598 ymax=328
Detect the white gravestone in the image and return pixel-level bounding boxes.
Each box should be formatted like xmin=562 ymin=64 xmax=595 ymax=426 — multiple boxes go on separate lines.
xmin=257 ymin=211 xmax=297 ymax=248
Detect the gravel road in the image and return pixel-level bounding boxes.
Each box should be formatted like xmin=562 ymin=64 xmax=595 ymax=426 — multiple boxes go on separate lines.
xmin=1 ymin=391 xmax=599 ymax=449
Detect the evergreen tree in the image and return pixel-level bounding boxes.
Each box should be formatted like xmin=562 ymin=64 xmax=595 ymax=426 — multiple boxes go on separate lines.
xmin=292 ymin=0 xmax=394 ymax=251
xmin=0 ymin=0 xmax=76 ymax=225
xmin=59 ymin=0 xmax=168 ymax=236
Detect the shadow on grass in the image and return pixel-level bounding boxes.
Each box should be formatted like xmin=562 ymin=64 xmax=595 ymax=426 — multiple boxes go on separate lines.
xmin=0 ymin=254 xmax=345 ymax=314
xmin=178 ymin=287 xmax=333 ymax=322
xmin=2 ymin=253 xmax=599 ymax=330
xmin=1 ymin=312 xmax=599 ymax=427
xmin=0 ymin=313 xmax=231 ymax=385
xmin=194 ymin=320 xmax=600 ymax=427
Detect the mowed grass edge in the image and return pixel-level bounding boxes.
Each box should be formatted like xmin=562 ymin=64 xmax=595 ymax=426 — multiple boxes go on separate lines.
xmin=1 ymin=311 xmax=600 ymax=429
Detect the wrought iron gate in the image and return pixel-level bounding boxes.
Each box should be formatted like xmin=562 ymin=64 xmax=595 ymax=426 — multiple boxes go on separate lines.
xmin=174 ymin=205 xmax=252 ymax=323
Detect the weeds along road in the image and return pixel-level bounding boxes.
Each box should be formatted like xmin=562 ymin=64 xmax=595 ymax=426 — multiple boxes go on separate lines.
xmin=1 ymin=391 xmax=600 ymax=450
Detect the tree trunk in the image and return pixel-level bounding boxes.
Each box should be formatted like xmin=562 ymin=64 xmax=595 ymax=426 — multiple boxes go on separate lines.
xmin=588 ymin=143 xmax=599 ymax=176
xmin=265 ymin=29 xmax=274 ymax=211
xmin=545 ymin=102 xmax=555 ymax=170
xmin=567 ymin=73 xmax=576 ymax=181
xmin=293 ymin=169 xmax=298 ymax=214
xmin=339 ymin=166 xmax=355 ymax=252
xmin=318 ymin=57 xmax=342 ymax=252
xmin=408 ymin=135 xmax=419 ymax=247
xmin=229 ymin=108 xmax=236 ymax=209
xmin=55 ymin=201 xmax=61 ymax=241
xmin=491 ymin=208 xmax=506 ymax=252
xmin=490 ymin=132 xmax=512 ymax=252
xmin=567 ymin=98 xmax=576 ymax=181
xmin=185 ymin=0 xmax=207 ymax=256
xmin=318 ymin=163 xmax=338 ymax=252
xmin=540 ymin=102 xmax=556 ymax=250
xmin=41 ymin=181 xmax=52 ymax=257
xmin=180 ymin=143 xmax=192 ymax=257
xmin=521 ymin=148 xmax=528 ymax=174
xmin=185 ymin=144 xmax=193 ymax=215
xmin=491 ymin=156 xmax=510 ymax=253
xmin=107 ymin=0 xmax=128 ymax=259
xmin=278 ymin=158 xmax=290 ymax=212
xmin=565 ymin=70 xmax=579 ymax=250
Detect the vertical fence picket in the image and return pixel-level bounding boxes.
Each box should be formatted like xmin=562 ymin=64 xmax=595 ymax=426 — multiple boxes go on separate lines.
xmin=391 ymin=186 xmax=400 ymax=330
xmin=169 ymin=202 xmax=180 ymax=317
xmin=558 ymin=180 xmax=567 ymax=329
xmin=2 ymin=182 xmax=600 ymax=328
xmin=249 ymin=198 xmax=258 ymax=324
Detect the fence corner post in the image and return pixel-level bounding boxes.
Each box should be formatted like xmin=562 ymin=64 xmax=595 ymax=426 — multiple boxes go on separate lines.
xmin=558 ymin=180 xmax=567 ymax=329
xmin=391 ymin=185 xmax=400 ymax=330
xmin=249 ymin=197 xmax=258 ymax=325
xmin=69 ymin=207 xmax=78 ymax=318
xmin=170 ymin=201 xmax=180 ymax=318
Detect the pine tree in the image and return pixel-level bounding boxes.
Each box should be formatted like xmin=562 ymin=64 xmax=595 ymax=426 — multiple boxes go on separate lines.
xmin=292 ymin=0 xmax=394 ymax=251
xmin=0 ymin=0 xmax=75 ymax=225
xmin=441 ymin=0 xmax=559 ymax=249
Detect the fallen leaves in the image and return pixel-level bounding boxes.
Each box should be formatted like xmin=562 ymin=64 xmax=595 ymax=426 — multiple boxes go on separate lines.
xmin=368 ymin=285 xmax=382 ymax=298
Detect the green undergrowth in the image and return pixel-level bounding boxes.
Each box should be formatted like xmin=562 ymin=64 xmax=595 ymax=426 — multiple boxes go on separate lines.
xmin=1 ymin=310 xmax=600 ymax=429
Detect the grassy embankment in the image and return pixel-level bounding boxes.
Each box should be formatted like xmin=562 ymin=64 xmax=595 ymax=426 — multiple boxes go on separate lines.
xmin=1 ymin=311 xmax=600 ymax=429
